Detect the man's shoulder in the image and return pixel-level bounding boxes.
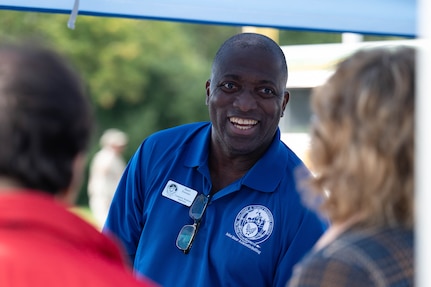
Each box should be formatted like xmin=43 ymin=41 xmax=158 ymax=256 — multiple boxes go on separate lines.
xmin=147 ymin=122 xmax=210 ymax=143
xmin=277 ymin=140 xmax=304 ymax=164
xmin=153 ymin=122 xmax=208 ymax=135
xmin=138 ymin=122 xmax=210 ymax=156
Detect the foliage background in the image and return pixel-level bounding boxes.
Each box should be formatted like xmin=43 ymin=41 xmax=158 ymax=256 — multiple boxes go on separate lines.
xmin=0 ymin=10 xmax=395 ymax=206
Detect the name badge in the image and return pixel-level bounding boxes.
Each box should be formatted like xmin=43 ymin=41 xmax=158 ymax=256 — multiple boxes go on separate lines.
xmin=162 ymin=180 xmax=198 ymax=207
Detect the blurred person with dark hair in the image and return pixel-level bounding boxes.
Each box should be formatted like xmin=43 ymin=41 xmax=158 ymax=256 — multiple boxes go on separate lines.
xmin=288 ymin=46 xmax=415 ymax=287
xmin=0 ymin=40 xmax=157 ymax=287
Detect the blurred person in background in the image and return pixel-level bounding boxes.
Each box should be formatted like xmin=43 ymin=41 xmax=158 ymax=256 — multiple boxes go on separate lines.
xmin=88 ymin=128 xmax=128 ymax=228
xmin=288 ymin=46 xmax=415 ymax=287
xmin=0 ymin=39 xmax=156 ymax=287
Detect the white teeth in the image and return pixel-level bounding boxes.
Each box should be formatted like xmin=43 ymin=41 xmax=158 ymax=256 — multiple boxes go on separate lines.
xmin=229 ymin=117 xmax=258 ymax=127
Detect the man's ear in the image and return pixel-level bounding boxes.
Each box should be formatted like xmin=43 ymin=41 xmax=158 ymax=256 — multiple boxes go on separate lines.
xmin=282 ymin=90 xmax=290 ymax=114
xmin=205 ymin=80 xmax=211 ymax=105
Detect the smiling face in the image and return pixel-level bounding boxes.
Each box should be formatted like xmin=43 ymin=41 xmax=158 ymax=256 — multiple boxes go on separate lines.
xmin=206 ymin=36 xmax=289 ymax=159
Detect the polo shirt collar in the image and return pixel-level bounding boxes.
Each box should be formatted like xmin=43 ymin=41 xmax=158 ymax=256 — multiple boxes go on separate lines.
xmin=184 ymin=124 xmax=286 ymax=194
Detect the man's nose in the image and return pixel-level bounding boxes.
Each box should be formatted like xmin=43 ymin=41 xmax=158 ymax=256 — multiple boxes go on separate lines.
xmin=233 ymin=89 xmax=257 ymax=112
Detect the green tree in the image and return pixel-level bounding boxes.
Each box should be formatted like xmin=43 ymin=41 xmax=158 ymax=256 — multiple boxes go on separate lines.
xmin=0 ymin=10 xmax=242 ymax=205
xmin=0 ymin=9 xmax=401 ymax=206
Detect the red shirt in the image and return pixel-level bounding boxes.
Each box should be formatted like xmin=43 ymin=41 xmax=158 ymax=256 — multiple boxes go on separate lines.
xmin=0 ymin=191 xmax=157 ymax=287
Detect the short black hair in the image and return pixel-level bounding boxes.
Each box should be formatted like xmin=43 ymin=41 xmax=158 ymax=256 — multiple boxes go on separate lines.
xmin=0 ymin=40 xmax=93 ymax=194
xmin=211 ymin=32 xmax=288 ymax=83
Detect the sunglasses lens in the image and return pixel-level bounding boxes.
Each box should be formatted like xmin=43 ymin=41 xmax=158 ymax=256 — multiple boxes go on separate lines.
xmin=177 ymin=194 xmax=211 ymax=254
xmin=176 ymin=224 xmax=196 ymax=252
xmin=189 ymin=194 xmax=209 ymax=220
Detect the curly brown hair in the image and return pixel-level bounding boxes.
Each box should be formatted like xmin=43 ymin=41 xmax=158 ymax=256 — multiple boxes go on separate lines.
xmin=305 ymin=46 xmax=415 ymax=228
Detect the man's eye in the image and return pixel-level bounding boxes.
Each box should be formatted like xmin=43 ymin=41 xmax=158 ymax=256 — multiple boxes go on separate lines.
xmin=259 ymin=87 xmax=276 ymax=97
xmin=221 ymin=82 xmax=236 ymax=90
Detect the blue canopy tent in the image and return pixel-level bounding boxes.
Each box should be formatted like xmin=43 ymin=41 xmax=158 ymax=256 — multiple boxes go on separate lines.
xmin=0 ymin=0 xmax=417 ymax=37
xmin=1 ymin=1 xmax=429 ymax=286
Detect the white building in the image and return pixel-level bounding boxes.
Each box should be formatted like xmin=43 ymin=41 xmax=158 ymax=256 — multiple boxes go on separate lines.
xmin=279 ymin=38 xmax=419 ymax=165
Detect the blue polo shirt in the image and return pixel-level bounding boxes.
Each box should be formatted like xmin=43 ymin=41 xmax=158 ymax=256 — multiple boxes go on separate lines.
xmin=104 ymin=122 xmax=326 ymax=287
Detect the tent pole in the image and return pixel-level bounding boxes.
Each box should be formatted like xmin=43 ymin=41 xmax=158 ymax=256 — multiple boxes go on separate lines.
xmin=416 ymin=0 xmax=431 ymax=286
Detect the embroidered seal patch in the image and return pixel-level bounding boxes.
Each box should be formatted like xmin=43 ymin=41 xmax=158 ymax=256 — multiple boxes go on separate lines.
xmin=234 ymin=205 xmax=274 ymax=245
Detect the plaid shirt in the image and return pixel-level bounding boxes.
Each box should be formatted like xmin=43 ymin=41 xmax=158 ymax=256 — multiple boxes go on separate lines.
xmin=288 ymin=226 xmax=413 ymax=287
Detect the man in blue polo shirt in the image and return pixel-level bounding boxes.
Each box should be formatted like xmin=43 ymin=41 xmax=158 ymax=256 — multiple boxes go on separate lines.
xmin=104 ymin=32 xmax=327 ymax=287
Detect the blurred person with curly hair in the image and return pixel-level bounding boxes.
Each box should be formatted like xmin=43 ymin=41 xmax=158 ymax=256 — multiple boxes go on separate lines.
xmin=288 ymin=46 xmax=415 ymax=287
